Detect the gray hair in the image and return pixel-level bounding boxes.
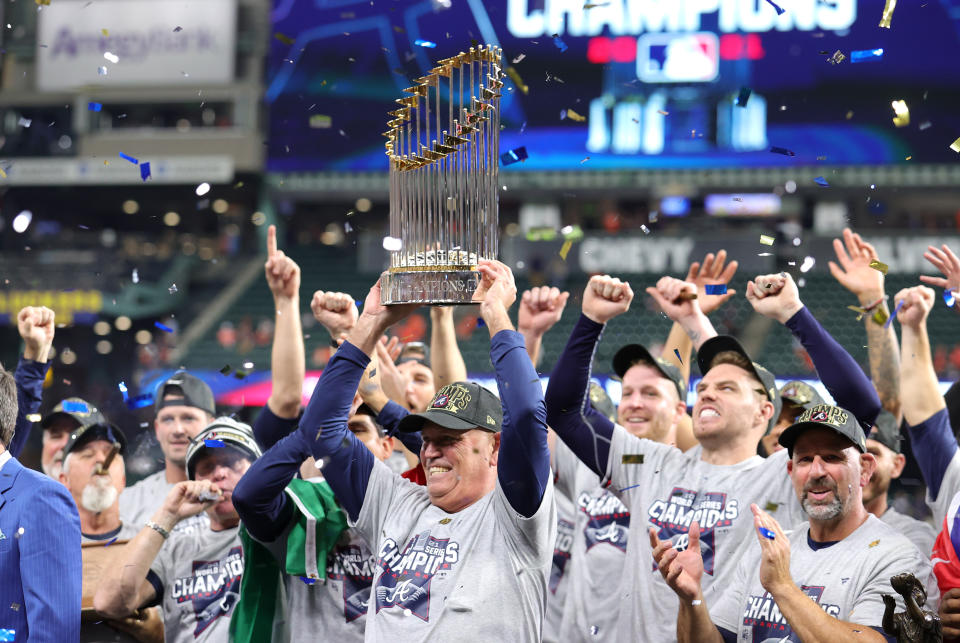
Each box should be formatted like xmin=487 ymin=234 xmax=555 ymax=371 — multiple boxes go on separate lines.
xmin=0 ymin=364 xmax=17 ymax=448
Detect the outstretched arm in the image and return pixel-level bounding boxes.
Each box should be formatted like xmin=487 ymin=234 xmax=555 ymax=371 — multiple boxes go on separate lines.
xmin=747 ymin=272 xmax=881 ymax=428
xmin=296 ymin=278 xmax=419 ymax=521
xmin=10 ymin=306 xmax=54 ymax=458
xmin=475 ymin=261 xmax=550 ymax=517
xmin=232 ymin=430 xmax=306 ymax=542
xmin=828 ymin=228 xmax=901 ymax=420
xmin=545 ymin=275 xmax=633 ymax=478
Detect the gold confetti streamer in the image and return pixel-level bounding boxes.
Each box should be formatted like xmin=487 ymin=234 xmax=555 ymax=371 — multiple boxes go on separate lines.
xmin=878 ymin=0 xmax=897 ymax=28
xmin=891 ymin=100 xmax=909 ymax=128
xmin=950 ymin=137 xmax=960 ymax=153
xmin=759 ymin=234 xmax=775 ymax=246
xmin=26 ymin=413 xmax=41 ymax=422
xmin=559 ymin=239 xmax=573 ymax=260
xmin=274 ymin=32 xmax=295 ymax=45
xmin=505 ymin=67 xmax=528 ymax=94
xmin=869 ymin=259 xmax=889 ymax=274
xmin=564 ymin=108 xmax=586 ymax=122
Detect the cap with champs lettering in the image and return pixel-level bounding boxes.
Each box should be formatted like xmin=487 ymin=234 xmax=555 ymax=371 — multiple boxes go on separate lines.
xmin=154 ymin=370 xmax=216 ymax=417
xmin=778 ymin=404 xmax=867 ymax=455
xmin=396 ymin=381 xmax=502 ymax=433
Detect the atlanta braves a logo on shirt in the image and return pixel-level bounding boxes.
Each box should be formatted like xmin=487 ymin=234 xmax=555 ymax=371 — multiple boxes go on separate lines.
xmin=328 ymin=544 xmax=377 ymax=622
xmin=647 ymin=488 xmax=739 ymax=575
xmin=169 ymin=545 xmax=244 ymax=636
xmin=578 ymin=490 xmax=631 ymax=553
xmin=742 ymin=586 xmax=840 ymax=640
xmin=550 ymin=517 xmax=575 ymax=594
xmin=374 ymin=531 xmax=460 ymax=621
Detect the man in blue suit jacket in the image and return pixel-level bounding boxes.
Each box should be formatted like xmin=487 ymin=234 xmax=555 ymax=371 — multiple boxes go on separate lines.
xmin=0 ymin=362 xmax=81 ymax=641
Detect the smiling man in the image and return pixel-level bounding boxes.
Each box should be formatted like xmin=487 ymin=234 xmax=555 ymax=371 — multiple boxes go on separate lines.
xmin=653 ymin=403 xmax=937 ymax=643
xmin=293 ymin=261 xmax=555 ymax=641
xmin=95 ymin=417 xmax=261 ymax=641
xmin=119 ymin=371 xmax=216 ymax=536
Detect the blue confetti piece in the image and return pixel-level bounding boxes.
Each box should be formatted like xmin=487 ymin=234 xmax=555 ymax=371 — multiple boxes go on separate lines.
xmin=104 ymin=537 xmax=118 ymax=547
xmin=118 ymin=381 xmax=129 ymax=400
xmin=770 ymin=146 xmax=796 ymax=156
xmin=88 ymin=102 xmax=102 ymax=112
xmin=758 ymin=526 xmax=776 ymax=539
xmin=764 ymin=0 xmax=785 ymax=14
xmin=0 ymin=629 xmax=15 ymax=642
xmin=884 ymin=299 xmax=905 ymax=329
xmin=552 ymin=34 xmax=568 ymax=52
xmin=850 ymin=48 xmax=884 ymax=63
xmin=140 ymin=162 xmax=151 ymax=181
xmin=735 ymin=87 xmax=752 ymax=107
xmin=119 ymin=152 xmax=139 ymax=164
xmin=299 ymin=576 xmax=317 ymax=585
xmin=704 ymin=284 xmax=728 ymax=295
xmin=204 ymin=439 xmax=225 ymax=448
xmin=126 ymin=393 xmax=154 ymax=410
xmin=62 ymin=401 xmax=89 ymax=413
xmin=355 ymin=300 xmax=362 ymax=308
xmin=477 ymin=317 xmax=485 ymax=327
xmin=945 ymin=290 xmax=956 ymax=308
xmin=414 ymin=39 xmax=437 ymax=48
xmin=673 ymin=348 xmax=682 ymax=364
xmin=814 ymin=176 xmax=830 ymax=187
xmin=500 ymin=146 xmax=528 ymax=166
xmin=154 ymin=321 xmax=174 ymax=333
xmin=618 ymin=483 xmax=641 ymax=492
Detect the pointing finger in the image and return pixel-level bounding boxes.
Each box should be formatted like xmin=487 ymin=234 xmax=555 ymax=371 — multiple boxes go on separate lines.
xmin=267 ymin=224 xmax=278 ymax=258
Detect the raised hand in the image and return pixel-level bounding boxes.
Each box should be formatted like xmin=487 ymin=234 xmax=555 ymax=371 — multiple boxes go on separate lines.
xmin=374 ymin=338 xmax=408 ymax=406
xmin=583 ymin=275 xmax=634 ymax=324
xmin=828 ymin=228 xmax=885 ymax=301
xmin=311 ymin=290 xmax=359 ymax=340
xmin=17 ymin=305 xmax=55 ymax=362
xmin=920 ymin=243 xmax=960 ymax=298
xmin=474 ymin=259 xmax=518 ymax=311
xmin=893 ymin=286 xmax=936 ymax=330
xmin=751 ymin=504 xmax=793 ymax=595
xmin=645 ymin=276 xmax=699 ymax=323
xmin=264 ymin=225 xmax=301 ymax=301
xmin=686 ymin=250 xmax=738 ymax=314
xmin=160 ymin=480 xmax=222 ymax=523
xmin=745 ymin=272 xmax=804 ymax=324
xmin=649 ymin=523 xmax=704 ymax=602
xmin=517 ymin=286 xmax=570 ymax=337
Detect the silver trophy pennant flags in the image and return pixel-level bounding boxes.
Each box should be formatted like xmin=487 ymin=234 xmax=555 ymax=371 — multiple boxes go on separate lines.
xmin=380 ymin=45 xmax=504 ymax=304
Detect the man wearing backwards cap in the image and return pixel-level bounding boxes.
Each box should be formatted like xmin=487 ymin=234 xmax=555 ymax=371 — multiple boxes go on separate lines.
xmin=292 ymin=261 xmax=555 ymax=640
xmin=759 ymin=380 xmax=824 ymax=457
xmin=654 ymin=403 xmax=937 ymax=642
xmin=41 ymin=396 xmax=107 ymax=479
xmin=96 ymin=417 xmax=261 ymax=641
xmin=552 ymin=343 xmax=688 ymax=642
xmin=119 ymin=370 xmax=217 ymax=536
xmin=863 ymin=410 xmax=937 ymax=554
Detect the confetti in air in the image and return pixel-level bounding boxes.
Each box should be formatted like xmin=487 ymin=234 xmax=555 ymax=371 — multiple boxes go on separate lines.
xmin=274 ymin=32 xmax=295 ymax=45
xmin=414 ymin=39 xmax=437 ymax=48
xmin=673 ymin=348 xmax=682 ymax=364
xmin=704 ymin=285 xmax=728 ymax=295
xmin=382 ymin=236 xmax=402 ymax=251
xmin=763 ymin=0 xmax=785 ymax=14
xmin=884 ymin=299 xmax=905 ymax=329
xmin=945 ymin=290 xmax=956 ymax=308
xmin=500 ymin=146 xmax=528 ymax=166
xmin=88 ymin=102 xmax=102 ymax=112
xmin=552 ymin=34 xmax=568 ymax=52
xmin=559 ymin=239 xmax=573 ymax=260
xmin=869 ymin=260 xmax=889 ymax=275
xmin=891 ymin=100 xmax=909 ymax=127
xmin=204 ymin=439 xmax=225 ymax=448
xmin=758 ymin=526 xmax=776 ymax=539
xmin=735 ymin=87 xmax=752 ymax=107
xmin=103 ymin=51 xmax=119 ymax=63
xmin=769 ymin=146 xmax=795 ymax=156
xmin=879 ymin=0 xmax=897 ymax=28
xmin=62 ymin=401 xmax=90 ymax=413
xmin=814 ymin=176 xmax=830 ymax=187
xmin=759 ymin=234 xmax=775 ymax=246
xmin=154 ymin=321 xmax=174 ymax=333
xmin=140 ymin=162 xmax=151 ymax=181
xmin=850 ymin=48 xmax=884 ymax=63
xmin=119 ymin=152 xmax=139 ymax=164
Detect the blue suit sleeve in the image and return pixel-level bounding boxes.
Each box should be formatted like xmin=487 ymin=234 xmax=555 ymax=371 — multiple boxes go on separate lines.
xmin=907 ymin=408 xmax=957 ymax=500
xmin=784 ymin=306 xmax=881 ymax=429
xmin=379 ymin=400 xmax=422 ymax=455
xmin=544 ymin=314 xmax=615 ymax=478
xmin=297 ymin=341 xmax=375 ymax=522
xmin=10 ymin=357 xmax=49 ymax=458
xmin=252 ymin=404 xmax=301 ymax=451
xmin=232 ymin=430 xmax=307 ymax=542
xmin=493 ymin=330 xmax=551 ymax=518
xmin=21 ymin=481 xmax=81 ymax=641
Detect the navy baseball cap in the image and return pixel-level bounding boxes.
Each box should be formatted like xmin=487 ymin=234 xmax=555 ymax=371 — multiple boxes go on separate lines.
xmin=42 ymin=397 xmax=106 ymax=431
xmin=397 ymin=382 xmax=502 ymax=433
xmin=62 ymin=422 xmax=127 ymax=459
xmin=779 ymin=404 xmax=867 ymax=456
xmin=612 ymin=344 xmax=687 ymax=401
xmin=155 ymin=371 xmax=216 ymax=417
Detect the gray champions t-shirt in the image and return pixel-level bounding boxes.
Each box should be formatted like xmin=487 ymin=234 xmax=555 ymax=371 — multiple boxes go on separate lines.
xmin=711 ymin=514 xmax=939 ymax=641
xmin=148 ymin=526 xmax=243 ymax=642
xmin=553 ymin=440 xmax=630 ymax=642
xmin=256 ymin=520 xmax=376 ymax=641
xmin=119 ymin=470 xmax=209 ymax=536
xmin=352 ymin=460 xmax=556 ymax=642
xmin=881 ymin=507 xmax=937 ymax=556
xmin=602 ymin=425 xmax=804 ymax=643
xmin=543 ymin=487 xmax=575 ymax=643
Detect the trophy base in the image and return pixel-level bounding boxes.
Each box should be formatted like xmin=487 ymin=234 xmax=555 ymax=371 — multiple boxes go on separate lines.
xmin=381 ymin=269 xmax=480 ymax=305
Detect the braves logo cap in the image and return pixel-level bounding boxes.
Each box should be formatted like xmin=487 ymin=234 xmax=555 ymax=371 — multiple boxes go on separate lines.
xmin=396 ymin=381 xmax=502 ymax=433
xmin=778 ymin=403 xmax=867 ymax=455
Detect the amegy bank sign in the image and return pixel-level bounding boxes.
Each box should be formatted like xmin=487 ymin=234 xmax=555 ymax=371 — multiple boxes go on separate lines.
xmin=37 ymin=0 xmax=236 ymax=90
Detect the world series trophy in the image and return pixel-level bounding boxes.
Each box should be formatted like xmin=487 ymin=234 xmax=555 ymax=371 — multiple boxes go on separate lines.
xmin=380 ymin=45 xmax=504 ymax=304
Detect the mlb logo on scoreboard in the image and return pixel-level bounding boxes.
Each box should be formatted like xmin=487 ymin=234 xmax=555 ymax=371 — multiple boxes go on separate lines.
xmin=636 ymin=32 xmax=720 ymax=83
